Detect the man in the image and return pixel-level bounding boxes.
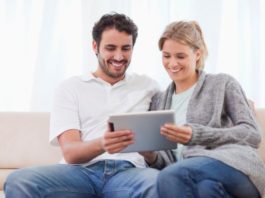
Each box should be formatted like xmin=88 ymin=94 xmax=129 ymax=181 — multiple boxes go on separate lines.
xmin=4 ymin=13 xmax=173 ymax=198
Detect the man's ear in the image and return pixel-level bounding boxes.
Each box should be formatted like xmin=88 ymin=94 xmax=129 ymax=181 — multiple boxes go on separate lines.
xmin=92 ymin=40 xmax=98 ymax=55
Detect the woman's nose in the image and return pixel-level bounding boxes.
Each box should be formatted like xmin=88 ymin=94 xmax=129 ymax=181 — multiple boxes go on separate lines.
xmin=168 ymin=59 xmax=178 ymax=69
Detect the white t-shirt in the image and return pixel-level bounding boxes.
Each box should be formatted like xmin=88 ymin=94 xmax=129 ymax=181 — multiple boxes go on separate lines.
xmin=50 ymin=72 xmax=159 ymax=168
xmin=170 ymin=83 xmax=196 ymax=160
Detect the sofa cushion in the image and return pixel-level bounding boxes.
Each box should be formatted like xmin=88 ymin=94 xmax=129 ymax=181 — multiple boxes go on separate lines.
xmin=0 ymin=112 xmax=61 ymax=168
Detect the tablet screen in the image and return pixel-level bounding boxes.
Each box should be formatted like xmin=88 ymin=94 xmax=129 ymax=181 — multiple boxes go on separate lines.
xmin=108 ymin=110 xmax=177 ymax=152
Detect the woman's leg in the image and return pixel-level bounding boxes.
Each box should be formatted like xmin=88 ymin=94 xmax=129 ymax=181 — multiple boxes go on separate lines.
xmin=157 ymin=156 xmax=260 ymax=198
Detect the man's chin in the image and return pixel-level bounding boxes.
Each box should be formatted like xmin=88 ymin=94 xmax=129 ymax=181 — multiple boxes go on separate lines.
xmin=109 ymin=68 xmax=127 ymax=78
xmin=108 ymin=72 xmax=125 ymax=79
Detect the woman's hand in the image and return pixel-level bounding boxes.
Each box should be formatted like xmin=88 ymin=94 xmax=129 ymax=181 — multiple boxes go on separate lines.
xmin=161 ymin=124 xmax=192 ymax=144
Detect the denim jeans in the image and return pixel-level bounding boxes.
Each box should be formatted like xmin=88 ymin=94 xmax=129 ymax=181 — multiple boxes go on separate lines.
xmin=157 ymin=156 xmax=260 ymax=198
xmin=4 ymin=160 xmax=159 ymax=198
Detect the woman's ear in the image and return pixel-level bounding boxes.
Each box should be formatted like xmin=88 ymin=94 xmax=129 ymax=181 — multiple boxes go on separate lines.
xmin=195 ymin=49 xmax=201 ymax=61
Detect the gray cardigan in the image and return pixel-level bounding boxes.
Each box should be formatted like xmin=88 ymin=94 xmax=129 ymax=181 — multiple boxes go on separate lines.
xmin=151 ymin=71 xmax=265 ymax=197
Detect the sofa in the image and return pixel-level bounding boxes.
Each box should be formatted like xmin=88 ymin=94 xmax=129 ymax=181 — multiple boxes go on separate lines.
xmin=0 ymin=109 xmax=265 ymax=198
xmin=0 ymin=112 xmax=61 ymax=198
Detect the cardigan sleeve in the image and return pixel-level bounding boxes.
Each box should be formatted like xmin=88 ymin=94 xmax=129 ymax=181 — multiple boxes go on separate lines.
xmin=187 ymin=77 xmax=261 ymax=149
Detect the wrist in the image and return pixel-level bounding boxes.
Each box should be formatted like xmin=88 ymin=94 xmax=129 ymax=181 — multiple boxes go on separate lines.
xmin=145 ymin=152 xmax=158 ymax=165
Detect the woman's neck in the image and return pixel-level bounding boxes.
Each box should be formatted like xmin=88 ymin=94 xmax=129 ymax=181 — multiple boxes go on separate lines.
xmin=175 ymin=72 xmax=198 ymax=94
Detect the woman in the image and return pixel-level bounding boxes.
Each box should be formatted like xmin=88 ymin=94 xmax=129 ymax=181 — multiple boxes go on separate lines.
xmin=152 ymin=21 xmax=265 ymax=197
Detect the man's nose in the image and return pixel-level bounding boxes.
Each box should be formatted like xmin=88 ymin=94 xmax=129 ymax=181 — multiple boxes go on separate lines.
xmin=113 ymin=51 xmax=124 ymax=61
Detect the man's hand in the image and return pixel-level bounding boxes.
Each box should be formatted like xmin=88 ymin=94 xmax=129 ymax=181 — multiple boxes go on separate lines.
xmin=102 ymin=130 xmax=134 ymax=154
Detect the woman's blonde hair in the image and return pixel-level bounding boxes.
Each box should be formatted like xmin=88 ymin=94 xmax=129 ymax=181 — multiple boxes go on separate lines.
xmin=158 ymin=21 xmax=208 ymax=70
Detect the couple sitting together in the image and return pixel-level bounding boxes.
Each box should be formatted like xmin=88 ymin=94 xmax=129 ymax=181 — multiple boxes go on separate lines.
xmin=4 ymin=12 xmax=265 ymax=198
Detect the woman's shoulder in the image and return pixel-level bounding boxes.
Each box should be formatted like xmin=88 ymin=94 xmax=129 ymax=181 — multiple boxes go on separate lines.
xmin=204 ymin=72 xmax=239 ymax=85
xmin=205 ymin=72 xmax=233 ymax=81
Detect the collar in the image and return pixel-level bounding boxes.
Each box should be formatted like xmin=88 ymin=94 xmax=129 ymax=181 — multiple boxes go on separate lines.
xmin=80 ymin=72 xmax=130 ymax=85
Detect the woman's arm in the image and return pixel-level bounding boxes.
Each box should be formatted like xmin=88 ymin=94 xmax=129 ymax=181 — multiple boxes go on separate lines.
xmin=187 ymin=78 xmax=261 ymax=148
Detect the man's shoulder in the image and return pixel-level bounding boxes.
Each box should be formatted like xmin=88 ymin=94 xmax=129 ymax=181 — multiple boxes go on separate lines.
xmin=128 ymin=73 xmax=158 ymax=85
xmin=55 ymin=75 xmax=84 ymax=92
xmin=61 ymin=75 xmax=80 ymax=83
xmin=60 ymin=74 xmax=90 ymax=86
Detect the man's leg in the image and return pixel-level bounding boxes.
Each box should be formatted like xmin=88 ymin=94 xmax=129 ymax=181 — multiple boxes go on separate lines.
xmin=4 ymin=164 xmax=103 ymax=198
xmin=102 ymin=160 xmax=159 ymax=198
xmin=157 ymin=156 xmax=260 ymax=198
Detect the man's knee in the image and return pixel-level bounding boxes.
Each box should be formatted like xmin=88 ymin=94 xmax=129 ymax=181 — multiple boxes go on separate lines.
xmin=4 ymin=168 xmax=40 ymax=198
xmin=120 ymin=168 xmax=159 ymax=198
xmin=126 ymin=168 xmax=159 ymax=185
xmin=158 ymin=163 xmax=191 ymax=183
xmin=5 ymin=169 xmax=26 ymax=190
xmin=5 ymin=169 xmax=26 ymax=197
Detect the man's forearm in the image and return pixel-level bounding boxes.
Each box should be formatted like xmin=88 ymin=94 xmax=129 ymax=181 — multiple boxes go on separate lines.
xmin=60 ymin=138 xmax=105 ymax=164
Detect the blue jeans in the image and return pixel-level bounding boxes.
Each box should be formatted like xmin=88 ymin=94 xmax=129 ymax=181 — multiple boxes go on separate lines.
xmin=157 ymin=156 xmax=260 ymax=198
xmin=4 ymin=160 xmax=159 ymax=198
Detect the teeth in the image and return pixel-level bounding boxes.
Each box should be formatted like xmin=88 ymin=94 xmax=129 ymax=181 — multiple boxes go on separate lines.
xmin=112 ymin=63 xmax=123 ymax=67
xmin=110 ymin=61 xmax=124 ymax=67
xmin=170 ymin=68 xmax=181 ymax=73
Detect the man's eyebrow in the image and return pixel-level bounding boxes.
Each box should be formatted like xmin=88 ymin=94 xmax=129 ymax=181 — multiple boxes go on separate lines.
xmin=104 ymin=44 xmax=132 ymax=48
xmin=105 ymin=44 xmax=116 ymax=47
xmin=122 ymin=44 xmax=132 ymax=47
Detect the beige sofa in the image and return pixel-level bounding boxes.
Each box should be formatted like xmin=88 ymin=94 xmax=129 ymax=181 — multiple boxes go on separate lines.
xmin=0 ymin=113 xmax=61 ymax=198
xmin=0 ymin=110 xmax=265 ymax=198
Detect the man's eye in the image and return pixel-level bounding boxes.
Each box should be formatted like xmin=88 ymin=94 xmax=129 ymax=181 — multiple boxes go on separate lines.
xmin=106 ymin=47 xmax=115 ymax=51
xmin=163 ymin=55 xmax=170 ymax=58
xmin=122 ymin=47 xmax=131 ymax=51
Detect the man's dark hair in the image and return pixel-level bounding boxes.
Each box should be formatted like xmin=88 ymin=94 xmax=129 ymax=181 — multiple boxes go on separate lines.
xmin=92 ymin=13 xmax=138 ymax=47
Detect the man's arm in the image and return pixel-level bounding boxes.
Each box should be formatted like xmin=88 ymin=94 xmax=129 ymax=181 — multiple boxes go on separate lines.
xmin=58 ymin=129 xmax=104 ymax=164
xmin=58 ymin=128 xmax=135 ymax=164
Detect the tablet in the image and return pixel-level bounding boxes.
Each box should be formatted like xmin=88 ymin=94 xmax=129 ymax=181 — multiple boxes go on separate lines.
xmin=108 ymin=110 xmax=177 ymax=153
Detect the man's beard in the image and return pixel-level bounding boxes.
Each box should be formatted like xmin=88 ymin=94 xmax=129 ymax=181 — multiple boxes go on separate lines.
xmin=98 ymin=54 xmax=129 ymax=78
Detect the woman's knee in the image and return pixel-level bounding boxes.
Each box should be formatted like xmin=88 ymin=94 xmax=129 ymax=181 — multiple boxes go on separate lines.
xmin=198 ymin=179 xmax=232 ymax=198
